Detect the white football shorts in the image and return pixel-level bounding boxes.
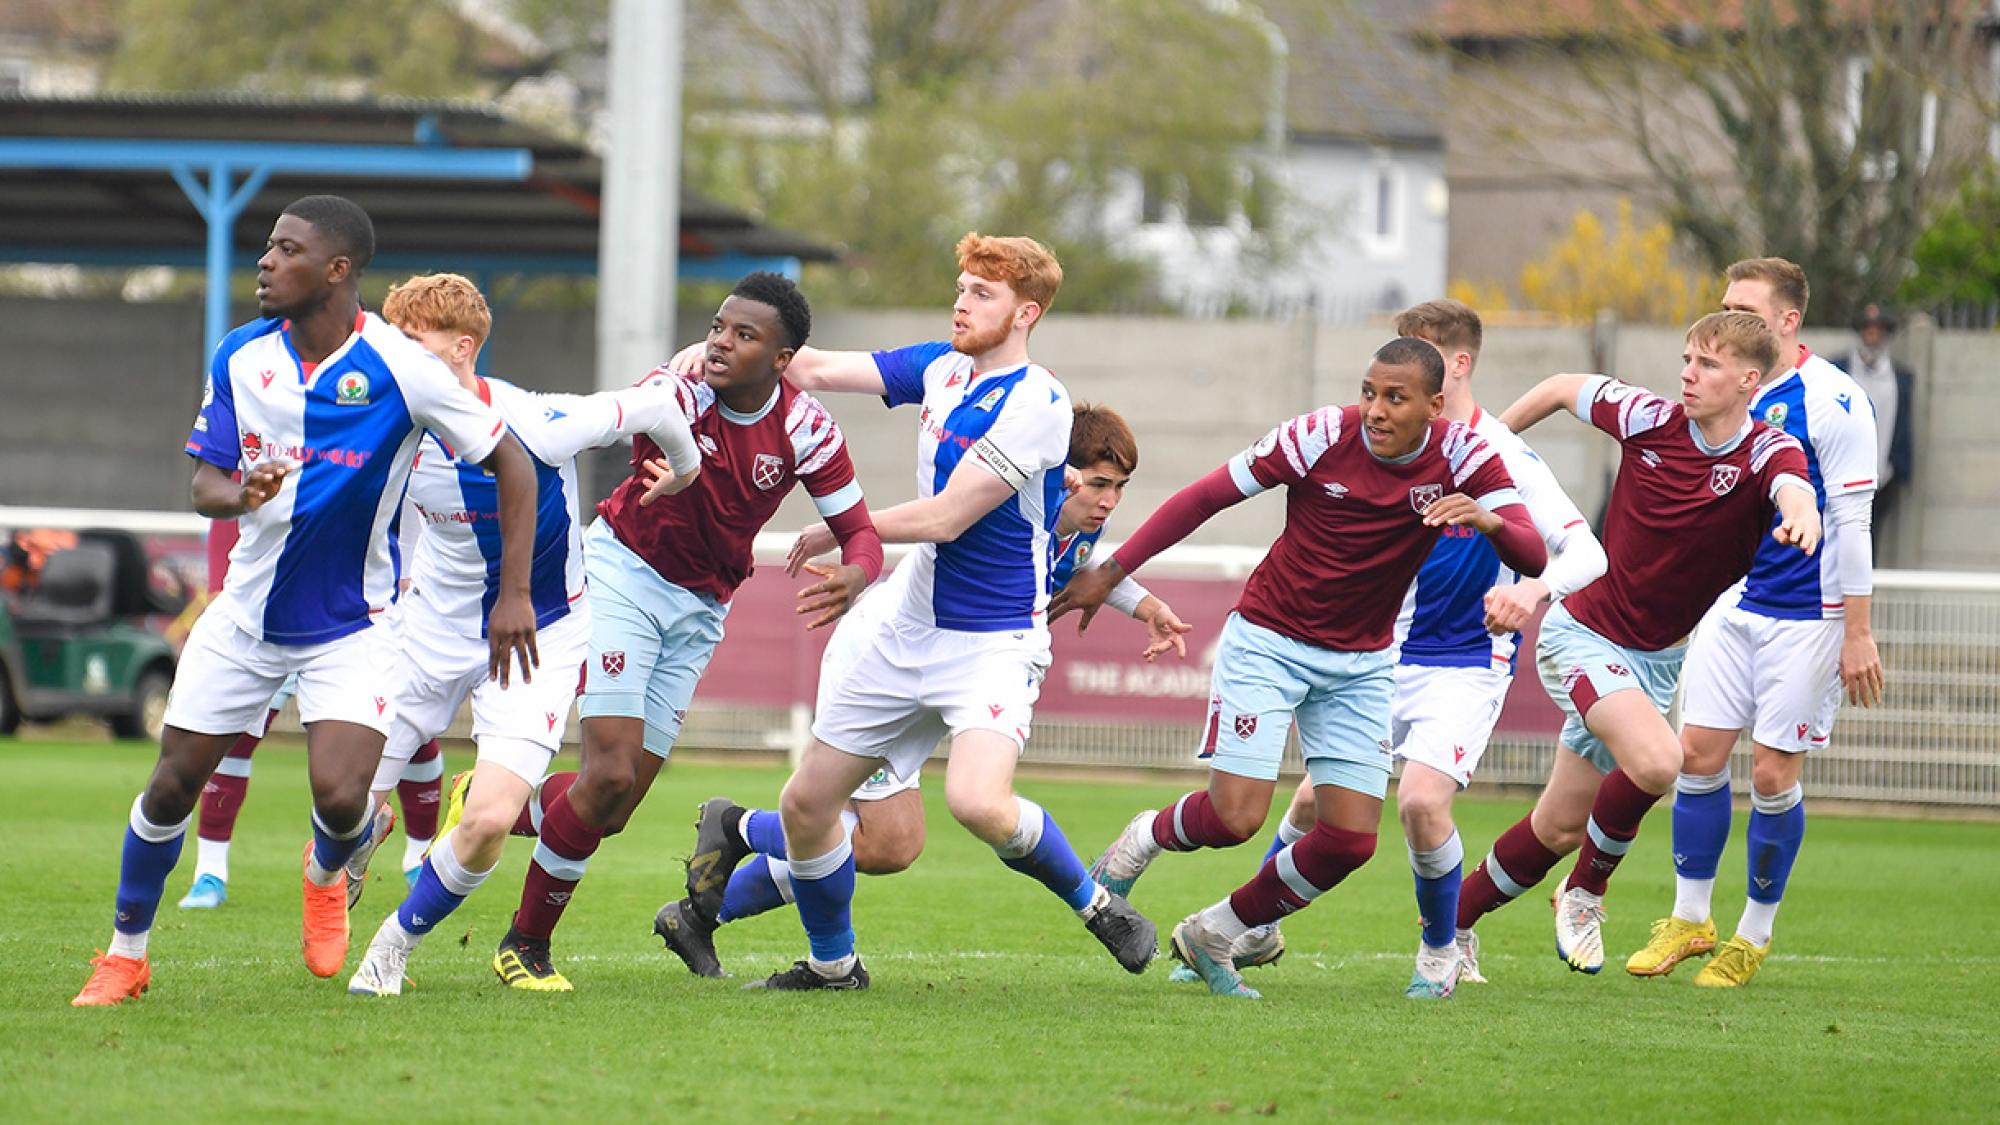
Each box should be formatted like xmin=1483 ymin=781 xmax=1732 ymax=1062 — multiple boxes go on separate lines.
xmin=1680 ymin=601 xmax=1843 ymax=753
xmin=1391 ymin=662 xmax=1514 ymax=788
xmin=372 ymin=590 xmax=591 ymax=790
xmin=164 ymin=591 xmax=399 ymax=738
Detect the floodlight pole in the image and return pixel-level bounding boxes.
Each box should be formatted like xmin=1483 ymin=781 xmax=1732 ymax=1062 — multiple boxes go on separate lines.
xmin=595 ymin=0 xmax=684 ymax=394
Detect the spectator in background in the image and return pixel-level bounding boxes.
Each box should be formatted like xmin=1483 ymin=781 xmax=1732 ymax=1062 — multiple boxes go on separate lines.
xmin=1838 ymin=304 xmax=1915 ymax=559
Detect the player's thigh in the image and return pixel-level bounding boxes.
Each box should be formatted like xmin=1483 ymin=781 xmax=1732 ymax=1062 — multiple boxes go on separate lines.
xmin=1680 ymin=604 xmax=1758 ymax=736
xmin=782 ymin=737 xmax=886 ymax=845
xmin=1199 ymin=613 xmax=1311 ymax=784
xmin=814 ymin=582 xmax=890 ymax=714
xmin=163 ymin=605 xmax=292 ymax=737
xmin=1748 ymin=617 xmax=1844 ymax=753
xmin=1392 ymin=664 xmax=1511 ymax=788
xmin=1536 ymin=604 xmax=1683 ymax=776
xmin=941 ymin=728 xmax=1028 ymax=841
xmin=1296 ymin=648 xmax=1396 ymax=801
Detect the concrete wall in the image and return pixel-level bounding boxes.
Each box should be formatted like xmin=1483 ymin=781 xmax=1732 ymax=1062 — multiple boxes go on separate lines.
xmin=0 ymin=296 xmax=1989 ymax=569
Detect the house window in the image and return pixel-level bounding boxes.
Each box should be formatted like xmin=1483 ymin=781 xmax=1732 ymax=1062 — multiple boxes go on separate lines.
xmin=1844 ymin=54 xmax=1937 ymax=175
xmin=1362 ymin=158 xmax=1403 ymax=255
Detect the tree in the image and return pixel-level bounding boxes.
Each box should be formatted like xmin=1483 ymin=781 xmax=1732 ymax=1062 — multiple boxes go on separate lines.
xmin=1901 ymin=170 xmax=2000 ymax=310
xmin=683 ymin=0 xmax=1285 ymax=310
xmin=1516 ymin=199 xmax=1720 ymax=324
xmin=1441 ymin=0 xmax=1998 ymax=325
xmin=105 ymin=0 xmax=501 ymax=99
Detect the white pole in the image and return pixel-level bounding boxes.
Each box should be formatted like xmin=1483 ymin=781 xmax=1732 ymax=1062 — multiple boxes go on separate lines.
xmin=595 ymin=0 xmax=683 ymax=395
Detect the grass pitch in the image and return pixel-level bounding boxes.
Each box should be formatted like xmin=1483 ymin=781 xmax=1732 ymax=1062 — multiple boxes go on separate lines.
xmin=7 ymin=738 xmax=1996 ymax=1122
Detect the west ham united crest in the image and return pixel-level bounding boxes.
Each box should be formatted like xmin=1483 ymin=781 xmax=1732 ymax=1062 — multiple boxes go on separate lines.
xmin=1234 ymin=713 xmax=1258 ymax=740
xmin=1709 ymin=464 xmax=1741 ymax=496
xmin=752 ymin=452 xmax=785 ymax=491
xmin=602 ymin=651 xmax=626 ymax=676
xmin=1408 ymin=483 xmax=1443 ymax=512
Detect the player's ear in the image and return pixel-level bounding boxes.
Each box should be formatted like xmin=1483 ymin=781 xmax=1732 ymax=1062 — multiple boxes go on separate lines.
xmin=771 ymin=345 xmax=797 ymax=373
xmin=325 ymin=253 xmax=353 ymax=287
xmin=1016 ymin=301 xmax=1043 ymax=331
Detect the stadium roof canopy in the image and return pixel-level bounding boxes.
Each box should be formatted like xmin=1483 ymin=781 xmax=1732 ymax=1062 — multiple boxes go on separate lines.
xmin=0 ymin=93 xmax=839 ymax=352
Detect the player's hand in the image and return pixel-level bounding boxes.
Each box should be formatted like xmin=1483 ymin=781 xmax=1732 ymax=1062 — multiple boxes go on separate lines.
xmin=1139 ymin=601 xmax=1193 ymax=662
xmin=486 ymin=591 xmax=539 ymax=688
xmin=1483 ymin=578 xmax=1548 ymax=635
xmin=637 ymin=457 xmax=693 ymax=505
xmin=1049 ymin=562 xmax=1122 ymax=631
xmin=239 ymin=461 xmax=293 ymax=513
xmin=666 ymin=340 xmax=707 ymax=379
xmin=796 ymin=562 xmax=866 ymax=630
xmin=1421 ymin=492 xmax=1501 ymax=535
xmin=786 ymin=523 xmax=837 ymax=577
xmin=1063 ymin=464 xmax=1082 ymax=494
xmin=1772 ymin=507 xmax=1822 ymax=556
xmin=1841 ymin=628 xmax=1884 ymax=707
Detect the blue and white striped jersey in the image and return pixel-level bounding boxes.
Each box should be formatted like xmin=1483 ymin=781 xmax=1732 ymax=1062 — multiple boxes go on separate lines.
xmin=874 ymin=341 xmax=1072 ymax=633
xmin=402 ymin=375 xmax=698 ymax=638
xmin=1393 ymin=409 xmax=1591 ymax=670
xmin=184 ymin=312 xmax=507 ymax=645
xmin=1739 ymin=349 xmax=1878 ymax=620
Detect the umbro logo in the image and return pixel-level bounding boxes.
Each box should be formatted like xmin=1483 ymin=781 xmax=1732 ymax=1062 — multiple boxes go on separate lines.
xmin=1641 ymin=449 xmax=1663 ymax=468
xmin=697 ymin=435 xmax=719 ymax=456
xmin=1323 ymin=481 xmax=1350 ymax=499
xmin=547 ymin=891 xmax=572 ymax=906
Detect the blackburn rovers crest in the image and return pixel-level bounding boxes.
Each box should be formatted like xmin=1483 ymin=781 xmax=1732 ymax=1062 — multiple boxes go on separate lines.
xmin=1409 ymin=483 xmax=1443 ymax=512
xmin=1709 ymin=464 xmax=1741 ymax=496
xmin=1763 ymin=402 xmax=1788 ymax=428
xmin=335 ymin=372 xmax=369 ymax=405
xmin=752 ymin=452 xmax=785 ymax=491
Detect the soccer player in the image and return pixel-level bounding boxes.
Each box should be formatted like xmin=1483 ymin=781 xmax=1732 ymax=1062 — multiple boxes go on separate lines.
xmin=343 ymin=272 xmax=703 ymax=996
xmin=71 ymin=196 xmax=539 ymax=1006
xmin=653 ymin=402 xmax=1192 ymax=978
xmin=1059 ymin=336 xmax=1548 ymax=999
xmin=1625 ymin=259 xmax=1883 ymax=987
xmin=490 ymin=272 xmax=884 ymax=992
xmin=720 ymin=233 xmax=1157 ymax=991
xmin=1452 ymin=310 xmax=1819 ymax=978
xmin=1175 ymin=300 xmax=1607 ymax=999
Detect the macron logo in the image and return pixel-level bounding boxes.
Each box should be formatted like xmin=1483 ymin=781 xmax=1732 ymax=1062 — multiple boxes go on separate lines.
xmin=1835 ymin=393 xmax=1852 ymax=414
xmin=543 ymin=407 xmax=567 ymax=422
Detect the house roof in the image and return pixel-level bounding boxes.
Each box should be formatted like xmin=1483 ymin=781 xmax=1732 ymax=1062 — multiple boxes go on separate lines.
xmin=1271 ymin=0 xmax=1445 ymax=147
xmin=0 ymin=92 xmax=839 ymax=273
xmin=1433 ymin=0 xmax=1996 ymax=44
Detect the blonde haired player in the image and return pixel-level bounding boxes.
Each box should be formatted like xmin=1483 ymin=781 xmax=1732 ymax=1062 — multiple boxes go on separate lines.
xmin=345 ymin=272 xmax=701 ymax=996
xmin=1624 ymin=258 xmax=1883 ymax=988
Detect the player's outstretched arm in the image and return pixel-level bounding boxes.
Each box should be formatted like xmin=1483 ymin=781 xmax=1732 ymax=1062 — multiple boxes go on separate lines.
xmin=190 ymin=459 xmax=290 ymax=519
xmin=782 ymin=346 xmax=889 ymax=396
xmin=1132 ymin=594 xmax=1192 ymax=662
xmin=1771 ymin=479 xmax=1822 ymax=556
xmin=477 ymin=432 xmax=540 ymax=687
xmin=1050 ymin=464 xmax=1251 ymax=627
xmin=1499 ymin=374 xmax=1595 ymax=433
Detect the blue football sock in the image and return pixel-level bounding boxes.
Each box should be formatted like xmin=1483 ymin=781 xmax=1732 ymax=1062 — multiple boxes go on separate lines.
xmin=1746 ymin=785 xmax=1806 ymax=906
xmin=719 ymin=854 xmax=791 ymax=924
xmin=743 ymin=808 xmax=788 ymax=858
xmin=1672 ymin=771 xmax=1732 ymax=881
xmin=789 ymin=836 xmax=857 ymax=963
xmin=114 ymin=795 xmax=187 ymax=937
xmin=1260 ymin=816 xmax=1308 ymax=868
xmin=395 ymin=831 xmax=490 ymax=937
xmin=996 ymin=797 xmax=1096 ymax=913
xmin=1409 ymin=832 xmax=1465 ymax=949
xmin=310 ymin=808 xmax=368 ymax=874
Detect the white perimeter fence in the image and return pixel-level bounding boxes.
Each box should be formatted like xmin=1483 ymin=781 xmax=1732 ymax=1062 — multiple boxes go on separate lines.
xmin=6 ymin=507 xmax=1996 ymax=810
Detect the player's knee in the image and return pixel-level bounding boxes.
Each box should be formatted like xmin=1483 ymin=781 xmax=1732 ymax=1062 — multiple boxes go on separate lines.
xmin=454 ymin=801 xmax=512 ymax=851
xmin=1310 ymin=822 xmax=1377 ymax=868
xmin=1212 ymin=800 xmax=1265 ymax=844
xmin=778 ymin=781 xmax=841 ymax=838
xmin=943 ymin=786 xmax=1014 ymax=843
xmin=312 ymin=791 xmax=370 ymax=836
xmin=1396 ymin=789 xmax=1453 ymax=841
xmin=1751 ymin=754 xmax=1802 ymax=798
xmin=570 ymin=761 xmax=636 ymax=824
xmin=1624 ymin=753 xmax=1680 ymax=795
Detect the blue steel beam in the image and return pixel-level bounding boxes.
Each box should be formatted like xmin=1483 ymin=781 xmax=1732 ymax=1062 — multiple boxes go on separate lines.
xmin=0 ymin=137 xmax=533 ymax=360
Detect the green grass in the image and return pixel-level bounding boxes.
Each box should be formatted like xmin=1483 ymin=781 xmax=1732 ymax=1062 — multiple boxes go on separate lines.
xmin=6 ymin=739 xmax=1997 ymax=1122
